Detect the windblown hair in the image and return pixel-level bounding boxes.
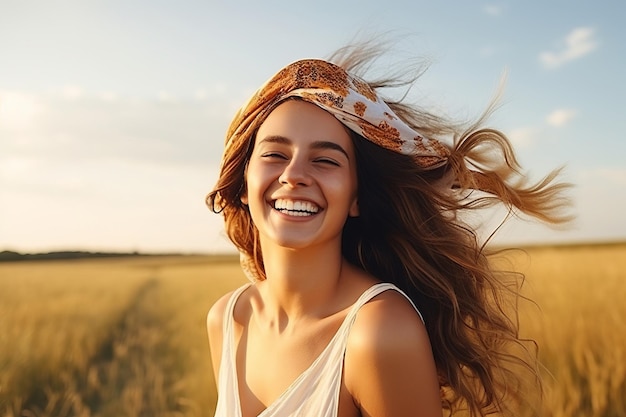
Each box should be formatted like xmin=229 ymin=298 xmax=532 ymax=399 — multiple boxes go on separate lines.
xmin=207 ymin=42 xmax=571 ymax=417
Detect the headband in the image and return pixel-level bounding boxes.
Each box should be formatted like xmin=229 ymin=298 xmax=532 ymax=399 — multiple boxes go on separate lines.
xmin=225 ymin=59 xmax=451 ymax=170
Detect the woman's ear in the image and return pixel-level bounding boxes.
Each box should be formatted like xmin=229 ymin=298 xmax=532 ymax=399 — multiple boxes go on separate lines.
xmin=240 ymin=164 xmax=249 ymax=205
xmin=349 ymin=198 xmax=359 ymax=217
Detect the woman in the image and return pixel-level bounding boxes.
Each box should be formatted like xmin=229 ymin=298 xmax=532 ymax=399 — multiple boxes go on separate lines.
xmin=206 ymin=44 xmax=570 ymax=417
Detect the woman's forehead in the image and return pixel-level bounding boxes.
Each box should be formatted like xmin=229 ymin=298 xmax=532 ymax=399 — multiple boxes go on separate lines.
xmin=256 ymin=100 xmax=353 ymax=147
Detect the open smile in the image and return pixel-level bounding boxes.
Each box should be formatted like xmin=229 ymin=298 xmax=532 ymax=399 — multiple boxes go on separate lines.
xmin=273 ymin=198 xmax=320 ymax=217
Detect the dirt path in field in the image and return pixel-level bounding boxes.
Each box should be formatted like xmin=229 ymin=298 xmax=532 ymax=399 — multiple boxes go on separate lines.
xmin=82 ymin=277 xmax=186 ymax=417
xmin=15 ymin=276 xmax=187 ymax=417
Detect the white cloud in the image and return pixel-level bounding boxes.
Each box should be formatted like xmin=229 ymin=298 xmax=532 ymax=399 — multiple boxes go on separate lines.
xmin=582 ymin=168 xmax=626 ymax=187
xmin=193 ymin=83 xmax=231 ymax=101
xmin=479 ymin=45 xmax=497 ymax=57
xmin=157 ymin=90 xmax=174 ymax=102
xmin=0 ymin=156 xmax=39 ymax=180
xmin=212 ymin=83 xmax=228 ymax=95
xmin=0 ymin=88 xmax=234 ymax=181
xmin=194 ymin=89 xmax=208 ymax=100
xmin=483 ymin=4 xmax=503 ymax=16
xmin=507 ymin=127 xmax=536 ymax=149
xmin=546 ymin=108 xmax=577 ymax=127
xmin=540 ymin=27 xmax=599 ymax=69
xmin=98 ymin=91 xmax=118 ymax=102
xmin=0 ymin=91 xmax=43 ymax=130
xmin=0 ymin=157 xmax=227 ymax=253
xmin=62 ymin=85 xmax=84 ymax=100
xmin=0 ymin=88 xmax=237 ymax=253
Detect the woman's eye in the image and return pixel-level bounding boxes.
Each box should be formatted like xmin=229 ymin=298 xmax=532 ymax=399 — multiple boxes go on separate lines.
xmin=261 ymin=152 xmax=286 ymax=159
xmin=315 ymin=158 xmax=340 ymax=166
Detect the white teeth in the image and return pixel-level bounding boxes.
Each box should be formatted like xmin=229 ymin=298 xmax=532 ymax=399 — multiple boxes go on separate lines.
xmin=274 ymin=199 xmax=319 ymax=216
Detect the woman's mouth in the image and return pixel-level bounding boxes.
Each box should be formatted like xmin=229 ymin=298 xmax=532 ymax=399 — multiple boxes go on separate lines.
xmin=273 ymin=199 xmax=320 ymax=217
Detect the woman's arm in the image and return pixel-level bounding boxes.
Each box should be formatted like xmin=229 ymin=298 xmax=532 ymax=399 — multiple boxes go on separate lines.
xmin=344 ymin=290 xmax=442 ymax=417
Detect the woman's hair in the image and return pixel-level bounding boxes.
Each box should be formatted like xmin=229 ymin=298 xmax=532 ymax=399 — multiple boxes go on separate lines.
xmin=207 ymin=42 xmax=571 ymax=417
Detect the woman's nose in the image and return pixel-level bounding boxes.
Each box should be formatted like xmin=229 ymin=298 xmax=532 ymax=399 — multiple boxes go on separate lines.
xmin=279 ymin=157 xmax=311 ymax=187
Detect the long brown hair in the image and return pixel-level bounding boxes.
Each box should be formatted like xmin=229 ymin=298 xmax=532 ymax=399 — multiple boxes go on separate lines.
xmin=207 ymin=42 xmax=572 ymax=416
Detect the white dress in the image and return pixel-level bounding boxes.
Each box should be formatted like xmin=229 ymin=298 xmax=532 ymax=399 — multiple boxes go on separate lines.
xmin=213 ymin=282 xmax=424 ymax=417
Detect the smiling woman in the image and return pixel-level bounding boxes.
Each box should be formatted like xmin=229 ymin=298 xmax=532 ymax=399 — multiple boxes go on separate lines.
xmin=205 ymin=42 xmax=571 ymax=417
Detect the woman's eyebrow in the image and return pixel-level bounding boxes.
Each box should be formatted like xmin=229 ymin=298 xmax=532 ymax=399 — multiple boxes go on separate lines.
xmin=257 ymin=135 xmax=290 ymax=146
xmin=310 ymin=141 xmax=349 ymax=159
xmin=258 ymin=135 xmax=350 ymax=159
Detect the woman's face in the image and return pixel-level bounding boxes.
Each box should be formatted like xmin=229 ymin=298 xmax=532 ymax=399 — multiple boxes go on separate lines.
xmin=242 ymin=100 xmax=359 ymax=251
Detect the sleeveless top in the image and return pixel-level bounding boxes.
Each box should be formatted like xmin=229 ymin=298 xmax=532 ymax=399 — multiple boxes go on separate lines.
xmin=213 ymin=282 xmax=424 ymax=417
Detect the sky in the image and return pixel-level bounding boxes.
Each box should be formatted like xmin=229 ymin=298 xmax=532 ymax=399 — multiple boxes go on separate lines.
xmin=1 ymin=0 xmax=625 ymax=254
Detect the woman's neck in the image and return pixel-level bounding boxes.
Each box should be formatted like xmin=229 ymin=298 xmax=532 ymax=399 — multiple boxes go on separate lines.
xmin=256 ymin=240 xmax=347 ymax=323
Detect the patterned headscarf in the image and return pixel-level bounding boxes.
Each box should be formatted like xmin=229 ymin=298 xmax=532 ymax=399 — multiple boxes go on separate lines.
xmin=225 ymin=59 xmax=451 ymax=170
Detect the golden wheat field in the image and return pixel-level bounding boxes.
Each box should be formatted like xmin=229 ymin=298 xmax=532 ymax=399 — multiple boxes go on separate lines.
xmin=0 ymin=243 xmax=624 ymax=417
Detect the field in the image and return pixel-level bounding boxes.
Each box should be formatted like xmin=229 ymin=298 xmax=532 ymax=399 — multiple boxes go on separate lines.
xmin=0 ymin=243 xmax=624 ymax=417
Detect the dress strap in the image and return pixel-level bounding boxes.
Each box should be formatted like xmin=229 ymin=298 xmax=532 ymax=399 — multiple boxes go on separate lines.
xmin=346 ymin=282 xmax=425 ymax=324
xmin=222 ymin=283 xmax=252 ymax=336
xmin=214 ymin=284 xmax=252 ymax=417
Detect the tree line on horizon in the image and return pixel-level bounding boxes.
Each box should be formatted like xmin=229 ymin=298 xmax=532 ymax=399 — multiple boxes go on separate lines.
xmin=0 ymin=250 xmax=146 ymax=262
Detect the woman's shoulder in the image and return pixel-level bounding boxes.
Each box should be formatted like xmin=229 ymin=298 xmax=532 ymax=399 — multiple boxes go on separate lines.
xmin=348 ymin=287 xmax=428 ymax=352
xmin=207 ymin=290 xmax=235 ymax=341
xmin=343 ymin=286 xmax=441 ymax=415
xmin=206 ymin=284 xmax=254 ymax=381
xmin=207 ymin=284 xmax=253 ymax=334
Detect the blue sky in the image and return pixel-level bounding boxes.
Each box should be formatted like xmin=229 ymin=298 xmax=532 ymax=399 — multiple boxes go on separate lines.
xmin=1 ymin=1 xmax=624 ymax=253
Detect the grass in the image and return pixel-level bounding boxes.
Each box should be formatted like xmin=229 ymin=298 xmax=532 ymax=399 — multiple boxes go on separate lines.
xmin=510 ymin=244 xmax=626 ymax=417
xmin=0 ymin=256 xmax=247 ymax=417
xmin=0 ymin=244 xmax=624 ymax=416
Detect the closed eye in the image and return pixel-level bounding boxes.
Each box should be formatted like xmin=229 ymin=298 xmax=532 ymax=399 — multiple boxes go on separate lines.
xmin=314 ymin=158 xmax=340 ymax=166
xmin=261 ymin=152 xmax=287 ymax=160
